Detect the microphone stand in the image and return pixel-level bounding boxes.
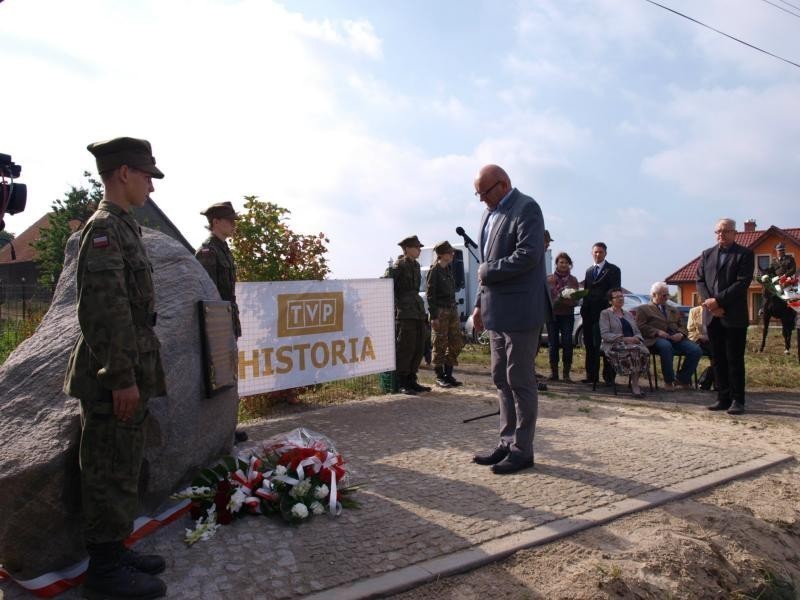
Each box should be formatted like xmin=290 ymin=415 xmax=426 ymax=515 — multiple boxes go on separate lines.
xmin=462 ymin=408 xmax=500 ymax=423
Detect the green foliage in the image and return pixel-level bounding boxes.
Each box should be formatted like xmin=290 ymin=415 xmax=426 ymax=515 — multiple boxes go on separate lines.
xmin=32 ymin=172 xmax=102 ymax=285
xmin=231 ymin=196 xmax=330 ymax=282
xmin=0 ymin=230 xmax=14 ymax=248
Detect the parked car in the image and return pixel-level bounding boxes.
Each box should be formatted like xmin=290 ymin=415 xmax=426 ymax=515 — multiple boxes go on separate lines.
xmin=465 ymin=293 xmax=691 ymax=348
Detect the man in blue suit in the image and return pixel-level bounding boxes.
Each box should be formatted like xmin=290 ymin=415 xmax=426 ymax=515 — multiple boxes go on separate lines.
xmin=470 ymin=164 xmax=550 ymax=475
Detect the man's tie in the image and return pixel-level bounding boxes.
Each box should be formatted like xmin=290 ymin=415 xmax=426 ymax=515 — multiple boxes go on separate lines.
xmin=593 ymin=265 xmax=601 ymax=281
xmin=660 ymin=304 xmax=667 ymax=318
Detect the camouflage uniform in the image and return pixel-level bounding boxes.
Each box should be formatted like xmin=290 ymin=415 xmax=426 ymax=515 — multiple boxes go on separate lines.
xmin=64 ymin=200 xmax=166 ymax=545
xmin=426 ymin=262 xmax=463 ymax=367
xmin=386 ymin=255 xmax=426 ymax=379
xmin=766 ymin=254 xmax=796 ymax=278
xmin=195 ymin=235 xmax=241 ymax=337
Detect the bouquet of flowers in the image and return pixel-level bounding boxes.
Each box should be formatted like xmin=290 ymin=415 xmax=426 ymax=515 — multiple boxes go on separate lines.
xmin=172 ymin=428 xmax=358 ymax=545
xmin=560 ymin=287 xmax=589 ymax=301
xmin=760 ymin=273 xmax=800 ymax=313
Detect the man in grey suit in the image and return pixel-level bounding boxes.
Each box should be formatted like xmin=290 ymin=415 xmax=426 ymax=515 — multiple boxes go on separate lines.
xmin=696 ymin=218 xmax=754 ymax=415
xmin=470 ymin=164 xmax=550 ymax=475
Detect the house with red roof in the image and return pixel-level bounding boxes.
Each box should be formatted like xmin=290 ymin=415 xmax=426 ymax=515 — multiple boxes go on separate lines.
xmin=665 ymin=219 xmax=800 ymax=323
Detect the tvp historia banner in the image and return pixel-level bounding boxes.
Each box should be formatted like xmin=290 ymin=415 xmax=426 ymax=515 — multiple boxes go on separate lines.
xmin=236 ymin=279 xmax=395 ymax=395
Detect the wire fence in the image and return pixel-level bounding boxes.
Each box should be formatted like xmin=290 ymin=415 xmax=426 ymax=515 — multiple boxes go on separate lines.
xmin=0 ymin=284 xmax=53 ymax=364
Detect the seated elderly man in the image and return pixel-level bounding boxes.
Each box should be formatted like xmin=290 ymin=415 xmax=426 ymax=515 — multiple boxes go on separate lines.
xmin=636 ymin=282 xmax=702 ymax=389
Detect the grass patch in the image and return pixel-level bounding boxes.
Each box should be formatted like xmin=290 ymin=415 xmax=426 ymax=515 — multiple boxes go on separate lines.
xmin=0 ymin=311 xmax=46 ymax=364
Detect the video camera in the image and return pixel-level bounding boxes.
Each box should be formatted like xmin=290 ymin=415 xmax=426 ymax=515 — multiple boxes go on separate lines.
xmin=1 ymin=153 xmax=27 ymax=231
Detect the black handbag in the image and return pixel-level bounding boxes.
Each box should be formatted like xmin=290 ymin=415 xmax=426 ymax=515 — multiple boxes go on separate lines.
xmin=698 ymin=366 xmax=714 ymax=390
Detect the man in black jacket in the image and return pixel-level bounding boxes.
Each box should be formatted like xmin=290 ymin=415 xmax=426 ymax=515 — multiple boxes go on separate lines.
xmin=696 ymin=218 xmax=755 ymax=415
xmin=580 ymin=242 xmax=621 ymax=385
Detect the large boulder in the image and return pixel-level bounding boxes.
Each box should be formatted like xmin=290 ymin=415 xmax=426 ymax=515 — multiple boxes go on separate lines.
xmin=0 ymin=228 xmax=239 ymax=578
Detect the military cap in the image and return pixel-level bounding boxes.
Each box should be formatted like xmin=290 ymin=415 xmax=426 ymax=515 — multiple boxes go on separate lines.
xmin=776 ymin=242 xmax=786 ymax=251
xmin=398 ymin=235 xmax=423 ymax=248
xmin=544 ymin=229 xmax=554 ymax=242
xmin=87 ymin=137 xmax=164 ymax=178
xmin=200 ymin=201 xmax=239 ymax=220
xmin=433 ymin=240 xmax=454 ymax=255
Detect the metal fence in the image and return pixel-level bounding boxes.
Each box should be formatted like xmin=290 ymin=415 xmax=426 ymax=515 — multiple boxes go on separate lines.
xmin=0 ymin=284 xmax=53 ymax=364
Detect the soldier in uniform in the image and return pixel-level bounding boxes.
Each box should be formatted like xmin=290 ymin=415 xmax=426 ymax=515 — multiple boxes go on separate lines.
xmin=196 ymin=201 xmax=248 ymax=443
xmin=767 ymin=242 xmax=796 ymax=278
xmin=64 ymin=137 xmax=168 ymax=599
xmin=385 ymin=235 xmax=430 ymax=395
xmin=426 ymin=240 xmax=464 ymax=387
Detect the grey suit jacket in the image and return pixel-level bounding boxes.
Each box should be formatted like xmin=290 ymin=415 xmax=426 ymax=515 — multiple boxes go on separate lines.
xmin=475 ymin=188 xmax=549 ymax=332
xmin=599 ymin=308 xmax=644 ymax=355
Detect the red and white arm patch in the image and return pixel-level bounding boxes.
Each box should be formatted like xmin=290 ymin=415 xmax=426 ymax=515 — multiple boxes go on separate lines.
xmin=92 ymin=234 xmax=110 ymax=249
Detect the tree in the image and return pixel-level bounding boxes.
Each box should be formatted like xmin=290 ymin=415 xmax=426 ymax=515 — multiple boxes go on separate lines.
xmin=33 ymin=172 xmax=102 ymax=285
xmin=231 ymin=196 xmax=330 ymax=282
xmin=0 ymin=230 xmax=13 ymax=249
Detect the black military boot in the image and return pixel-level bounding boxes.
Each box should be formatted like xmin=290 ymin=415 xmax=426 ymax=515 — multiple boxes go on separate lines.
xmin=444 ymin=365 xmax=462 ymax=387
xmin=548 ymin=362 xmax=559 ymax=381
xmin=562 ymin=362 xmax=573 ymax=383
xmin=410 ymin=373 xmax=431 ymax=392
xmin=396 ymin=374 xmax=417 ymax=395
xmin=435 ymin=366 xmax=452 ymax=388
xmin=85 ymin=542 xmax=166 ymax=600
xmin=120 ymin=544 xmax=166 ymax=575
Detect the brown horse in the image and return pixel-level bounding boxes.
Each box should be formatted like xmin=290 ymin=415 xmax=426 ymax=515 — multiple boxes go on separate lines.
xmin=759 ymin=293 xmax=796 ymax=355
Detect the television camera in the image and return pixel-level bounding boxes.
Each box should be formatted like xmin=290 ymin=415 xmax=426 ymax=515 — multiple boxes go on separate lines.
xmin=1 ymin=153 xmax=27 ymax=231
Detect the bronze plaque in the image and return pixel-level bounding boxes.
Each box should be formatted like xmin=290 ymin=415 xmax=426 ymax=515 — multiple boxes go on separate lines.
xmin=198 ymin=300 xmax=237 ymax=397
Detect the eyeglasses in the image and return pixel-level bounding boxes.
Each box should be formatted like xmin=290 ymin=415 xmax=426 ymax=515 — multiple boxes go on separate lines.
xmin=714 ymin=229 xmax=734 ymax=234
xmin=656 ymin=292 xmax=669 ymax=297
xmin=474 ymin=180 xmax=501 ymax=198
xmin=611 ymin=295 xmax=624 ymax=300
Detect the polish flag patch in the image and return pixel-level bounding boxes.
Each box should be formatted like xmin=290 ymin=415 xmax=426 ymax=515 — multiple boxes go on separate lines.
xmin=92 ymin=235 xmax=110 ymax=249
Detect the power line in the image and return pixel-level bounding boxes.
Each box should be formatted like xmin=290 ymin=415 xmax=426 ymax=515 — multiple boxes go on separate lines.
xmin=759 ymin=0 xmax=800 ymax=19
xmin=776 ymin=0 xmax=800 ymax=12
xmin=642 ymin=0 xmax=800 ymax=70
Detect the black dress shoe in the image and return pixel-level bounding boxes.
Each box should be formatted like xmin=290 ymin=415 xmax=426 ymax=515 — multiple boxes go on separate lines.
xmin=491 ymin=454 xmax=534 ymax=475
xmin=234 ymin=429 xmax=249 ymax=444
xmin=727 ymin=401 xmax=745 ymax=415
xmin=707 ymin=401 xmax=731 ymax=411
xmin=537 ymin=382 xmax=548 ymax=392
xmin=473 ymin=446 xmax=509 ymax=466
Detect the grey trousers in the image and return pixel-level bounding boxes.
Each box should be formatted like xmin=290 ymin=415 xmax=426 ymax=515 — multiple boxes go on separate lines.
xmin=489 ymin=329 xmax=539 ymax=460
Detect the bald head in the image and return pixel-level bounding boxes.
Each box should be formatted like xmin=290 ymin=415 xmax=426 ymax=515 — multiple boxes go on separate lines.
xmin=474 ymin=164 xmax=512 ymax=210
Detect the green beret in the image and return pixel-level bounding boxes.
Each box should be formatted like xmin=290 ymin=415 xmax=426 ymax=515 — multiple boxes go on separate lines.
xmin=398 ymin=235 xmax=423 ymax=248
xmin=434 ymin=240 xmax=454 ymax=255
xmin=201 ymin=201 xmax=239 ymax=220
xmin=87 ymin=137 xmax=164 ymax=179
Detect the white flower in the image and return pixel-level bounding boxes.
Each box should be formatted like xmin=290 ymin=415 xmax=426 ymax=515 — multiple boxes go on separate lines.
xmin=560 ymin=287 xmax=578 ymax=298
xmin=291 ymin=503 xmax=309 ymax=519
xmin=313 ymin=484 xmax=329 ymax=499
xmin=184 ymin=510 xmax=219 ymax=545
xmin=290 ymin=479 xmax=312 ymax=499
xmin=228 ymin=489 xmax=247 ymax=513
xmin=275 ymin=465 xmax=287 ymax=476
xmin=310 ymin=501 xmax=325 ymax=515
xmin=761 ymin=274 xmax=770 ymax=283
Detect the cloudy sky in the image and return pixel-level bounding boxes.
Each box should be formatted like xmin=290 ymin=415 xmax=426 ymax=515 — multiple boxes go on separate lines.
xmin=2 ymin=0 xmax=799 ymax=293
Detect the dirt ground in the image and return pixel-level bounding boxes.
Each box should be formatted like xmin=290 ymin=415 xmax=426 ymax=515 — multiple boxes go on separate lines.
xmin=393 ymin=373 xmax=800 ymax=600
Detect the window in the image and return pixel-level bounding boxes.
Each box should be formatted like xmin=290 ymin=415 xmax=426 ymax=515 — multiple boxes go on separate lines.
xmin=756 ymin=254 xmax=771 ymax=275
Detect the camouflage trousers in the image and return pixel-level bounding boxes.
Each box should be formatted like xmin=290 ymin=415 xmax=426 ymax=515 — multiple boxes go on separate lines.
xmin=79 ymin=390 xmax=149 ymax=544
xmin=431 ymin=307 xmax=464 ymax=367
xmin=396 ymin=318 xmax=425 ymax=376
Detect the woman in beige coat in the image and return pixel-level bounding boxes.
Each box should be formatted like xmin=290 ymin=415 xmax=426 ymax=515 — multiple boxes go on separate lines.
xmin=599 ymin=288 xmax=650 ymax=397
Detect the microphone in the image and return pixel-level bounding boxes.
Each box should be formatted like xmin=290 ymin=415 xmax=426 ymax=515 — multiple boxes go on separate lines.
xmin=455 ymin=226 xmax=478 ymax=249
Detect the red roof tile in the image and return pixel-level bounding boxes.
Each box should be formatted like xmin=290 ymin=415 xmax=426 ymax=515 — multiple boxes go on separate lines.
xmin=0 ymin=214 xmax=81 ymax=264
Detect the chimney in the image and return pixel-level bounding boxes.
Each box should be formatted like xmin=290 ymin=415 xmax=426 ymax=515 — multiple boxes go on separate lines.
xmin=743 ymin=219 xmax=756 ymax=233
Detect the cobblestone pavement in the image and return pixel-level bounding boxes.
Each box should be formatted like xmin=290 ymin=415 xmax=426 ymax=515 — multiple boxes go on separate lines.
xmin=1 ymin=382 xmax=790 ymax=599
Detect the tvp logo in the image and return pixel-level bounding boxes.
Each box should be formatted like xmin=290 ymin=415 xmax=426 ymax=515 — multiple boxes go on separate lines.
xmin=277 ymin=292 xmax=344 ymax=337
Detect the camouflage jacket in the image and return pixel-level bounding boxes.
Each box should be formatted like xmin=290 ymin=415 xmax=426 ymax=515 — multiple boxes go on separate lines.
xmin=64 ymin=201 xmax=166 ymax=400
xmin=425 ymin=262 xmax=457 ymax=319
xmin=385 ymin=255 xmax=425 ymax=320
xmin=766 ymin=255 xmax=796 ymax=278
xmin=196 ymin=235 xmax=241 ymax=337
